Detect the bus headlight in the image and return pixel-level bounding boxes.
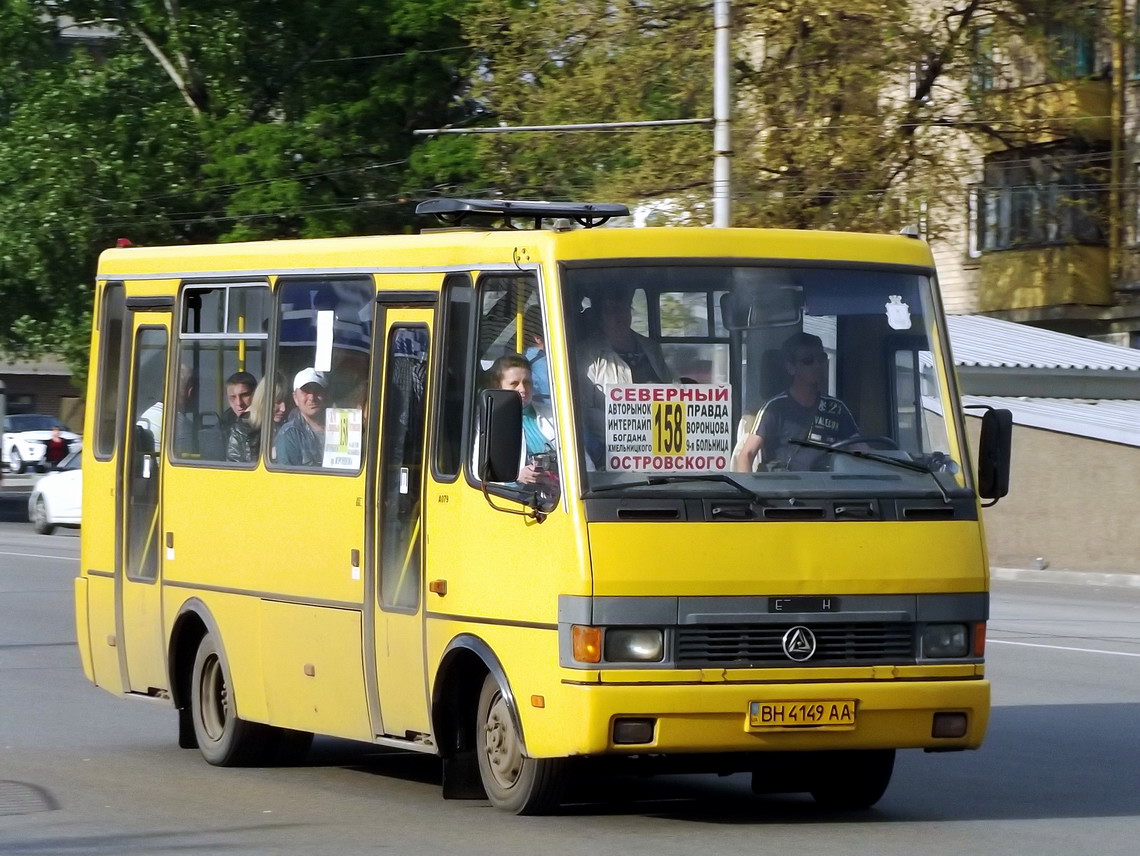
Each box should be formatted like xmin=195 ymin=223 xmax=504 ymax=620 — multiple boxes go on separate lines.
xmin=605 ymin=628 xmax=664 ymax=663
xmin=922 ymin=624 xmax=969 ymax=658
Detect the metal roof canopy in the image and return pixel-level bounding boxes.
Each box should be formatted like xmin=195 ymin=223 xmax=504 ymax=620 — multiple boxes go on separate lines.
xmin=963 ymin=395 xmax=1140 ymax=448
xmin=948 ymin=315 xmax=1140 ymax=400
xmin=415 ymin=198 xmax=630 ymax=231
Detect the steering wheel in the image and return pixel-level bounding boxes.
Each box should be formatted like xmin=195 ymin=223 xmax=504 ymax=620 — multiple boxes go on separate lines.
xmin=828 ymin=435 xmax=899 ymax=451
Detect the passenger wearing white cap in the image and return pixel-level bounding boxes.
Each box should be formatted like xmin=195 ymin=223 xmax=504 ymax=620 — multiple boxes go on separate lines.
xmin=273 ymin=367 xmax=329 ymax=466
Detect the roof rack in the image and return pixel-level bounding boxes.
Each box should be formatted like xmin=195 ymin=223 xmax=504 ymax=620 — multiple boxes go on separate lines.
xmin=415 ymin=198 xmax=629 ymax=230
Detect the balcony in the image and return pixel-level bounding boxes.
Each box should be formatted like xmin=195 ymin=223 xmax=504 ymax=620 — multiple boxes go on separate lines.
xmin=979 ymin=79 xmax=1111 ymax=144
xmin=977 ymin=245 xmax=1112 ymax=312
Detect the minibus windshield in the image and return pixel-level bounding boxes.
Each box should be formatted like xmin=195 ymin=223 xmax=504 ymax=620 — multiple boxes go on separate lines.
xmin=562 ymin=263 xmax=970 ymax=500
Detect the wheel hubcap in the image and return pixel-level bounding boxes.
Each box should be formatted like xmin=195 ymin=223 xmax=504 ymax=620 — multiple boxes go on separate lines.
xmin=483 ymin=692 xmax=523 ymax=789
xmin=198 ymin=654 xmax=230 ymax=742
xmin=34 ymin=499 xmax=46 ymax=527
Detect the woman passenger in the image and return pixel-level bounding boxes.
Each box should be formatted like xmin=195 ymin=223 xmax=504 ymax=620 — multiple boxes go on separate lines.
xmin=485 ymin=354 xmax=556 ymax=487
xmin=246 ymin=370 xmax=289 ymax=462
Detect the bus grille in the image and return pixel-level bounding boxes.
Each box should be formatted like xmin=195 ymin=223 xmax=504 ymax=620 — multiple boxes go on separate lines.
xmin=674 ymin=622 xmax=915 ymax=666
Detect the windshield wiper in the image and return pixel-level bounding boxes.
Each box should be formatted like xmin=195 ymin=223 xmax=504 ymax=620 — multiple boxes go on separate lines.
xmin=587 ymin=473 xmax=758 ymax=500
xmin=788 ymin=439 xmax=950 ymax=503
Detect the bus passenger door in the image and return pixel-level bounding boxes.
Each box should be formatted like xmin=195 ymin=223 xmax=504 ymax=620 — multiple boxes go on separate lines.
xmin=117 ymin=316 xmax=170 ymax=694
xmin=369 ymin=307 xmax=433 ymax=739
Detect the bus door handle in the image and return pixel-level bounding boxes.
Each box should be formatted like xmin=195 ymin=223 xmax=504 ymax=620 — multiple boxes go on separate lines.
xmin=429 ymin=579 xmax=448 ymax=596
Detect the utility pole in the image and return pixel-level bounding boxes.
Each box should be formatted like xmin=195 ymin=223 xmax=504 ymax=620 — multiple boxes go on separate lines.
xmin=713 ymin=0 xmax=733 ymax=228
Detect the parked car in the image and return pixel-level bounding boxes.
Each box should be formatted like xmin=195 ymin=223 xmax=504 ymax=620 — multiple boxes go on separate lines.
xmin=2 ymin=414 xmax=81 ymax=474
xmin=28 ymin=450 xmax=82 ymax=535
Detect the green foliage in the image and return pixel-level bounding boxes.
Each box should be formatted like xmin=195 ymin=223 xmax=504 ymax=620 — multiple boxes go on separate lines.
xmin=462 ymin=0 xmax=1073 ymax=233
xmin=461 ymin=0 xmax=713 ymax=203
xmin=0 ymin=0 xmax=481 ymax=375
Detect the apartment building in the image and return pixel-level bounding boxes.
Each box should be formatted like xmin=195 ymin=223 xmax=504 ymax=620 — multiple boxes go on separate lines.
xmin=931 ymin=2 xmax=1140 ymax=348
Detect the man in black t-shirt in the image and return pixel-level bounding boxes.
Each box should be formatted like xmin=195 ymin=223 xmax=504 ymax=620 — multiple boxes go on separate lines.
xmin=733 ymin=332 xmax=859 ymax=471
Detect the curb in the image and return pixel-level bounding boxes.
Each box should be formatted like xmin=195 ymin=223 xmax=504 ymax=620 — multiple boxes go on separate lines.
xmin=991 ymin=566 xmax=1140 ymax=589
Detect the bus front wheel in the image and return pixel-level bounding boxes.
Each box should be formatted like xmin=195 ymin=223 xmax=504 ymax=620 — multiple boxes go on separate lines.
xmin=475 ymin=674 xmax=567 ymax=814
xmin=807 ymin=749 xmax=895 ymax=810
xmin=190 ymin=633 xmax=271 ymax=766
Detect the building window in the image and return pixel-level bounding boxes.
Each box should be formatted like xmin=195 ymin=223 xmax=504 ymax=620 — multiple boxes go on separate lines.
xmin=972 ymin=148 xmax=1107 ymax=252
xmin=969 ymin=25 xmax=996 ymax=92
xmin=1045 ymin=13 xmax=1098 ymax=81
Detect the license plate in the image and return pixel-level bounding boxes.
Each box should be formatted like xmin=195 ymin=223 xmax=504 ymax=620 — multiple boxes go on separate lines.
xmin=748 ymin=700 xmax=857 ymax=730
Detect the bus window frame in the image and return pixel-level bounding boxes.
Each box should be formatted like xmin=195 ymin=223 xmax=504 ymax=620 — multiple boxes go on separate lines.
xmin=94 ymin=281 xmax=127 ymax=462
xmin=429 ymin=273 xmax=475 ymax=486
xmin=461 ymin=270 xmax=560 ymax=511
xmin=264 ymin=274 xmax=375 ymax=477
xmin=168 ymin=278 xmax=272 ymax=470
xmin=376 ymin=320 xmax=432 ymax=614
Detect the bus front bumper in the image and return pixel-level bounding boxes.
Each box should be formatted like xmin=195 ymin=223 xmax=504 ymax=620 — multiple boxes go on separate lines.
xmin=531 ymin=676 xmax=989 ymax=758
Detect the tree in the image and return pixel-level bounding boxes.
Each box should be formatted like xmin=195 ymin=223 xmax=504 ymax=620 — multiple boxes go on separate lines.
xmin=0 ymin=0 xmax=481 ymax=378
xmin=462 ymin=1 xmax=1106 ymax=235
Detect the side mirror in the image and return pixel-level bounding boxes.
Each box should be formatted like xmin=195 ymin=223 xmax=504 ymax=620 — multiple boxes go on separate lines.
xmin=479 ymin=389 xmax=522 ymax=483
xmin=977 ymin=408 xmax=1012 ymax=502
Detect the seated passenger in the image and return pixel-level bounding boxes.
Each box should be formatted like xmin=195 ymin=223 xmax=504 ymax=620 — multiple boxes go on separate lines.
xmin=223 ymin=371 xmax=260 ymax=463
xmin=218 ymin=369 xmax=257 ymax=462
xmin=523 ymin=305 xmax=551 ymax=404
xmin=578 ymin=289 xmax=673 ymax=387
xmin=484 ymin=354 xmax=557 ymax=491
xmin=733 ymin=332 xmax=859 ymax=472
xmin=274 ymin=368 xmax=329 ymax=467
xmin=577 ymin=289 xmax=674 ymax=467
xmin=230 ymin=371 xmax=288 ymax=463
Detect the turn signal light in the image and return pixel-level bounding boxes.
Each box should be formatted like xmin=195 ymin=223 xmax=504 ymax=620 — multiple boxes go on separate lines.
xmin=974 ymin=622 xmax=987 ymax=656
xmin=572 ymin=625 xmax=602 ymax=663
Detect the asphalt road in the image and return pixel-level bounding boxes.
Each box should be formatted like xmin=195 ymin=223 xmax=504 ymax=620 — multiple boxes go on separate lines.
xmin=2 ymin=516 xmax=1139 ymax=855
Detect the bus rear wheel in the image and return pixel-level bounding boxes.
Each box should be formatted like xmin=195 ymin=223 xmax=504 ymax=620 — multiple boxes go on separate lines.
xmin=807 ymin=749 xmax=895 ymax=810
xmin=475 ymin=674 xmax=567 ymax=814
xmin=190 ymin=633 xmax=272 ymax=766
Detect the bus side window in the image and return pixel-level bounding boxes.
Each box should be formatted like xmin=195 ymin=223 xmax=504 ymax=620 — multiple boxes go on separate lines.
xmin=175 ymin=284 xmax=270 ymax=465
xmin=467 ymin=273 xmax=559 ymax=507
xmin=271 ymin=277 xmax=372 ymax=472
xmin=469 ymin=274 xmax=541 ymax=480
xmin=433 ymin=275 xmax=474 ymax=480
xmin=94 ymin=282 xmax=126 ymax=460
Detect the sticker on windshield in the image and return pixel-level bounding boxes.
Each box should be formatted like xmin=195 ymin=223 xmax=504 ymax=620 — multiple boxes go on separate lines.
xmin=604 ymin=385 xmax=732 ymax=472
xmin=885 ymin=295 xmax=912 ymax=330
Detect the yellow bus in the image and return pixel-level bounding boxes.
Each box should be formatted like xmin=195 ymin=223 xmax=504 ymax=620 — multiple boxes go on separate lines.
xmin=75 ymin=198 xmax=1012 ymax=814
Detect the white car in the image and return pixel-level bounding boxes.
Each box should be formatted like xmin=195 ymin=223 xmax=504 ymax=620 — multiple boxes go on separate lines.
xmin=28 ymin=450 xmax=82 ymax=535
xmin=3 ymin=414 xmax=81 ymax=474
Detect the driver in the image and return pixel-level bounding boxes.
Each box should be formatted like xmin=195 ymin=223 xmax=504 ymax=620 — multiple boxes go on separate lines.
xmin=733 ymin=332 xmax=859 ymax=472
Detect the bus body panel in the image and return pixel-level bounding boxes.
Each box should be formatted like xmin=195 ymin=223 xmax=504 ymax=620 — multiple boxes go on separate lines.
xmin=161 ymin=468 xmax=367 ymax=606
xmin=259 ymin=599 xmax=372 ymax=740
xmin=422 ymin=475 xmax=589 ymax=623
xmin=587 ymin=520 xmax=988 ymax=597
xmin=94 ymin=228 xmax=936 ymax=279
xmin=81 ymin=568 xmax=122 ymax=692
xmin=73 ymin=576 xmax=95 ymax=683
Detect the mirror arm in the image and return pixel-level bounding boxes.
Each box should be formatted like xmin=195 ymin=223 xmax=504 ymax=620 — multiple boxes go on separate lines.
xmin=479 ymin=479 xmax=547 ymax=523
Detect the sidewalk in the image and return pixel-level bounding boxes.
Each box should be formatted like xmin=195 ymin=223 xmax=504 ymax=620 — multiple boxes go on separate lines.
xmin=991 ymin=566 xmax=1140 ymax=589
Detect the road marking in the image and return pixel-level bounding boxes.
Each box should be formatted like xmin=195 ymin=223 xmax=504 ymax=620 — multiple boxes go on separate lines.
xmin=990 ymin=639 xmax=1140 ymax=658
xmin=0 ymin=550 xmax=77 ymax=562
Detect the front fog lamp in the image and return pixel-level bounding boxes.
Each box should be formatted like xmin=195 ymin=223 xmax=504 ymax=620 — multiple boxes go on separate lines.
xmin=604 ymin=628 xmax=664 ymax=663
xmin=922 ymin=623 xmax=969 ymax=658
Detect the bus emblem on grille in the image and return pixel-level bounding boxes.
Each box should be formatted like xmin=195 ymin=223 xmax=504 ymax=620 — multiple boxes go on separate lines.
xmin=782 ymin=626 xmax=817 ymax=661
